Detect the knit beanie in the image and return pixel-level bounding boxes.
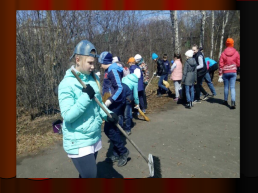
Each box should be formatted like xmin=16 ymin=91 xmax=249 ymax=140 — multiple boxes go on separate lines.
xmin=226 ymin=38 xmax=234 ymax=47
xmin=112 ymin=56 xmax=121 ymax=63
xmin=185 ymin=50 xmax=194 ymax=58
xmin=134 ymin=54 xmax=142 ymax=63
xmin=152 ymin=53 xmax=158 ymax=60
xmin=98 ymin=51 xmax=113 ymax=64
xmin=134 ymin=68 xmax=141 ymax=79
xmin=127 ymin=57 xmax=135 ymax=64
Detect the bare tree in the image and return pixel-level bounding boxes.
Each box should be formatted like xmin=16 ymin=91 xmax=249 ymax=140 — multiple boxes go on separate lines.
xmin=199 ymin=11 xmax=206 ymax=48
xmin=210 ymin=11 xmax=215 ymax=58
xmin=218 ymin=11 xmax=229 ymax=59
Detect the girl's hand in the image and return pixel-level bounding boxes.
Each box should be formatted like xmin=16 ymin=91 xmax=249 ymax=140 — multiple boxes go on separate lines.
xmin=82 ymin=84 xmax=95 ymax=99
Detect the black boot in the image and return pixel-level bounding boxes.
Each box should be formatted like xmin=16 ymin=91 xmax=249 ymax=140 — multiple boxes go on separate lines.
xmin=223 ymin=100 xmax=228 ymax=106
xmin=186 ymin=102 xmax=191 ymax=109
xmin=231 ymin=101 xmax=236 ymax=109
xmin=167 ymin=88 xmax=173 ymax=97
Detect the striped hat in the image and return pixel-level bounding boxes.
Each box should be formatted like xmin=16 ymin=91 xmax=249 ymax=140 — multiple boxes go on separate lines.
xmin=98 ymin=51 xmax=113 ymax=64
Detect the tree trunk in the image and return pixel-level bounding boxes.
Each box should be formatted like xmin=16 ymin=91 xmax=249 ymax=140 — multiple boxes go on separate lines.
xmin=199 ymin=11 xmax=206 ymax=48
xmin=170 ymin=11 xmax=175 ymax=53
xmin=218 ymin=11 xmax=229 ymax=60
xmin=174 ymin=11 xmax=179 ymax=53
xmin=210 ymin=11 xmax=215 ymax=58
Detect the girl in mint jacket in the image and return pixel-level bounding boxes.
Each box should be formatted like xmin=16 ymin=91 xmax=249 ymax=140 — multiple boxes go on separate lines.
xmin=58 ymin=40 xmax=117 ymax=178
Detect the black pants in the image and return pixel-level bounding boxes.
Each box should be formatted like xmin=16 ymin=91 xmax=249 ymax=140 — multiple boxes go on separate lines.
xmin=195 ymin=74 xmax=207 ymax=100
xmin=104 ymin=101 xmax=128 ymax=157
xmin=71 ymin=152 xmax=98 ymax=178
xmin=143 ymin=84 xmax=148 ymax=109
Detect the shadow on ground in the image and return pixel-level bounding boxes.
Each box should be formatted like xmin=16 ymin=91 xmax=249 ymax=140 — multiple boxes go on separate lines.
xmin=97 ymin=133 xmax=132 ymax=178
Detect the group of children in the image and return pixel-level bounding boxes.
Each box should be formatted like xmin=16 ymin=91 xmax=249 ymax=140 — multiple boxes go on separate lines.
xmin=151 ymin=47 xmax=218 ymax=109
xmin=58 ymin=40 xmax=151 ymax=178
xmin=151 ymin=38 xmax=239 ymax=110
xmin=58 ymin=38 xmax=240 ymax=178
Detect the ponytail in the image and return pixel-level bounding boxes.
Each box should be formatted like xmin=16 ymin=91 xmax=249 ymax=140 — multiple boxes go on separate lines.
xmin=91 ymin=71 xmax=102 ymax=94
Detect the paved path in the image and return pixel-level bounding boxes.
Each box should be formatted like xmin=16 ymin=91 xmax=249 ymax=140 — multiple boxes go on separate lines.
xmin=17 ymin=84 xmax=240 ymax=178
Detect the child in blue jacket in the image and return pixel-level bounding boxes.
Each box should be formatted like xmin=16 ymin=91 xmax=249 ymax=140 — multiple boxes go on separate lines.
xmin=58 ymin=40 xmax=117 ymax=178
xmin=99 ymin=51 xmax=130 ymax=167
xmin=121 ymin=68 xmax=141 ymax=135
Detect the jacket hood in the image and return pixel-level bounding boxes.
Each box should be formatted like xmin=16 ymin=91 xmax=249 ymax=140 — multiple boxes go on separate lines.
xmin=126 ymin=73 xmax=138 ymax=83
xmin=224 ymin=47 xmax=237 ymax=57
xmin=187 ymin=58 xmax=197 ymax=67
xmin=107 ymin=63 xmax=124 ymax=73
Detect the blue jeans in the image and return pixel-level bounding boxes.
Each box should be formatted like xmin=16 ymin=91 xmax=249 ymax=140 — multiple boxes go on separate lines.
xmin=185 ymin=85 xmax=195 ymax=102
xmin=201 ymin=72 xmax=216 ymax=95
xmin=158 ymin=74 xmax=168 ymax=92
xmin=223 ymin=73 xmax=237 ymax=101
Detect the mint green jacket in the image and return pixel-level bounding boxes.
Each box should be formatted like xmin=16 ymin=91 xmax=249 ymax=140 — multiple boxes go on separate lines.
xmin=58 ymin=67 xmax=111 ymax=155
xmin=122 ymin=73 xmax=139 ymax=105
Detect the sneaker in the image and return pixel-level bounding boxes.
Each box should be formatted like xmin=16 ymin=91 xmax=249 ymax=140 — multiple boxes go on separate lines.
xmin=202 ymin=94 xmax=210 ymax=101
xmin=157 ymin=94 xmax=162 ymax=97
xmin=193 ymin=100 xmax=201 ymax=104
xmin=142 ymin=109 xmax=146 ymax=113
xmin=190 ymin=101 xmax=194 ymax=107
xmin=125 ymin=130 xmax=131 ymax=135
xmin=105 ymin=155 xmax=119 ymax=163
xmin=117 ymin=150 xmax=130 ymax=167
xmin=174 ymin=97 xmax=179 ymax=101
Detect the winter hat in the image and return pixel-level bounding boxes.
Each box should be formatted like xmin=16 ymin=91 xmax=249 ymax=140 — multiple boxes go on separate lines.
xmin=134 ymin=54 xmax=142 ymax=63
xmin=127 ymin=57 xmax=135 ymax=64
xmin=226 ymin=38 xmax=234 ymax=47
xmin=112 ymin=56 xmax=121 ymax=63
xmin=152 ymin=53 xmax=158 ymax=60
xmin=70 ymin=40 xmax=99 ymax=60
xmin=134 ymin=68 xmax=141 ymax=79
xmin=185 ymin=50 xmax=194 ymax=58
xmin=98 ymin=51 xmax=113 ymax=64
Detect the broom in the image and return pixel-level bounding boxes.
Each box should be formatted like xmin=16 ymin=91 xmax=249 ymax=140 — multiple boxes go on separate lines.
xmin=71 ymin=69 xmax=159 ymax=177
xmin=137 ymin=107 xmax=150 ymax=122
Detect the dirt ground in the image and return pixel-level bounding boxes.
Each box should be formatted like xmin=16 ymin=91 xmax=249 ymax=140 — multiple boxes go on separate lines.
xmin=16 ymin=77 xmax=240 ymax=178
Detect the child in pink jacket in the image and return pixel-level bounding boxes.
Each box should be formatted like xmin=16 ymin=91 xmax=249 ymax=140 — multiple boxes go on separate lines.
xmin=218 ymin=38 xmax=240 ymax=109
xmin=170 ymin=53 xmax=183 ymax=101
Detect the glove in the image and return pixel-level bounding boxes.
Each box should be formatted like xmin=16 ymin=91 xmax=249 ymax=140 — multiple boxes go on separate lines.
xmin=82 ymin=84 xmax=95 ymax=99
xmin=105 ymin=99 xmax=112 ymax=107
xmin=107 ymin=113 xmax=118 ymax=124
xmin=134 ymin=105 xmax=140 ymax=109
xmin=218 ymin=75 xmax=223 ymax=83
xmin=153 ymin=71 xmax=157 ymax=76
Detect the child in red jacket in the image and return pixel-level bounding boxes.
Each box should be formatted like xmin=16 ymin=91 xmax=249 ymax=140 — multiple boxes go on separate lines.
xmin=218 ymin=38 xmax=240 ymax=109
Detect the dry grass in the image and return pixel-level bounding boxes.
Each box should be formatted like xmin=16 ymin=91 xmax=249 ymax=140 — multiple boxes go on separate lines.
xmin=16 ymin=113 xmax=63 ymax=157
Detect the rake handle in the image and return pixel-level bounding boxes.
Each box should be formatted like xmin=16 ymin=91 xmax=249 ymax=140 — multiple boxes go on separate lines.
xmin=71 ymin=70 xmax=149 ymax=164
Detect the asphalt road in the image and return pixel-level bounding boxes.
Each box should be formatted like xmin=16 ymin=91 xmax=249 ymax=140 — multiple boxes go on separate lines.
xmin=17 ymin=84 xmax=240 ymax=178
